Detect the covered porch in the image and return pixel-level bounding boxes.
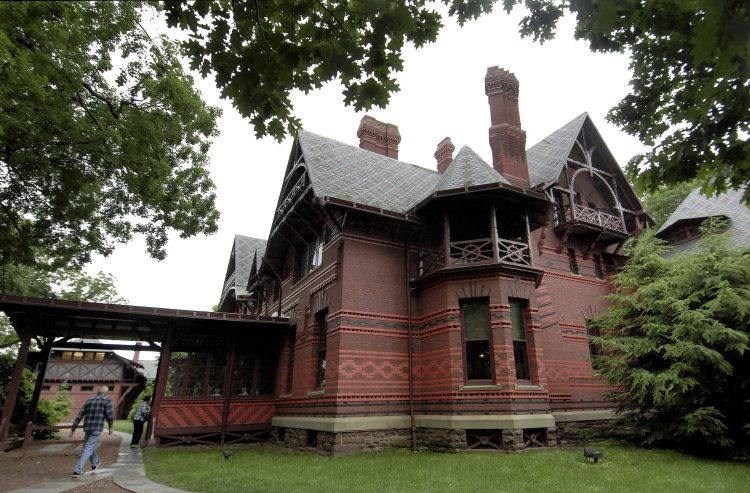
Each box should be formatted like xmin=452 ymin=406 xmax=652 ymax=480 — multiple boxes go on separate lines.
xmin=0 ymin=295 xmax=289 ymax=447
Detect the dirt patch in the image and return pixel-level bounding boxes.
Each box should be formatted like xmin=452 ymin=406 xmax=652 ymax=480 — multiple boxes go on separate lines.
xmin=0 ymin=432 xmax=122 ymax=493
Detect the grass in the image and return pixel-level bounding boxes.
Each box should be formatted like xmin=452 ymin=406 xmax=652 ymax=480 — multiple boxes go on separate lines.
xmin=113 ymin=420 xmax=133 ymax=435
xmin=144 ymin=441 xmax=750 ymax=493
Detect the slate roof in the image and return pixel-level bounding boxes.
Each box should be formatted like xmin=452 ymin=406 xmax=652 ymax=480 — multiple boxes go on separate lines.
xmin=433 ymin=146 xmax=509 ymax=191
xmin=226 ymin=235 xmax=267 ymax=297
xmin=657 ymin=187 xmax=750 ymax=248
xmin=526 ymin=112 xmax=588 ymax=188
xmin=298 ymin=131 xmax=440 ymax=214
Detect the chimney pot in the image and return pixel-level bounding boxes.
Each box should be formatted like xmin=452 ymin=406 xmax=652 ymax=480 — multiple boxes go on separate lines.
xmin=434 ymin=137 xmax=455 ymax=174
xmin=357 ymin=115 xmax=401 ymax=159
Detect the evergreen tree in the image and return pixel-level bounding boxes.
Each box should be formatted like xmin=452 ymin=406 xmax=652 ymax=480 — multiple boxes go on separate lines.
xmin=590 ymin=221 xmax=750 ymax=455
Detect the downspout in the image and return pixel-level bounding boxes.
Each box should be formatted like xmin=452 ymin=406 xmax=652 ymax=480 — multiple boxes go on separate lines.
xmin=404 ymin=234 xmax=417 ymax=452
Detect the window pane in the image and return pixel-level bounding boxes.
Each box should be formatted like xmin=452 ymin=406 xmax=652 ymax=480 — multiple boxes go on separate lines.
xmin=463 ymin=301 xmax=489 ymax=341
xmin=461 ymin=299 xmax=492 ymax=381
xmin=94 ymin=352 xmax=105 ymax=360
xmin=514 ymin=341 xmax=530 ymax=380
xmin=62 ymin=351 xmax=72 ymax=360
xmin=510 ymin=302 xmax=525 ymax=341
xmin=72 ymin=352 xmax=84 ymax=360
xmin=466 ymin=340 xmax=492 ymax=380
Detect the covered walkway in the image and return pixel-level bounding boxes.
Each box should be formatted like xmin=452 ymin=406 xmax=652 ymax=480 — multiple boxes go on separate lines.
xmin=0 ymin=295 xmax=289 ymax=446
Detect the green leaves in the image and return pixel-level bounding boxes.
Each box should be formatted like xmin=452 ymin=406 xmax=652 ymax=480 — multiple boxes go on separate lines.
xmin=1 ymin=1 xmax=220 ymax=270
xmin=160 ymin=0 xmax=444 ymax=141
xmin=590 ymin=226 xmax=750 ymax=453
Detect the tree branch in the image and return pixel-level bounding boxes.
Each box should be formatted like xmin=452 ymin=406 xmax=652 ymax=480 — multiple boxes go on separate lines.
xmin=81 ymin=82 xmax=121 ymax=119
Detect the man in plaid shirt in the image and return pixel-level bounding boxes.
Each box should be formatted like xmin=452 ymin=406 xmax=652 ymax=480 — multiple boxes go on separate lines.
xmin=70 ymin=386 xmax=114 ymax=476
xmin=130 ymin=395 xmax=150 ymax=447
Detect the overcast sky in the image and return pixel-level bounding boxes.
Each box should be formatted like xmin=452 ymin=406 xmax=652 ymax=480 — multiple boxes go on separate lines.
xmin=89 ymin=6 xmax=647 ymax=343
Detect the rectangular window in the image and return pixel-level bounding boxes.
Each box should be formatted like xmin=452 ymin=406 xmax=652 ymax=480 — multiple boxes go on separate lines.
xmin=461 ymin=299 xmax=493 ymax=381
xmin=61 ymin=351 xmax=72 ymax=360
xmin=587 ymin=325 xmax=601 ymax=358
xmin=298 ymin=237 xmax=323 ymax=279
xmin=94 ymin=352 xmax=106 ymax=361
xmin=316 ymin=310 xmax=328 ymax=389
xmin=41 ymin=385 xmax=51 ymax=391
xmin=510 ymin=299 xmax=531 ymax=381
xmin=286 ymin=333 xmax=296 ymax=393
xmin=593 ymin=254 xmax=605 ymax=279
xmin=567 ymin=247 xmax=579 ymax=274
xmin=80 ymin=385 xmax=94 ymax=392
xmin=83 ymin=352 xmax=94 ymax=360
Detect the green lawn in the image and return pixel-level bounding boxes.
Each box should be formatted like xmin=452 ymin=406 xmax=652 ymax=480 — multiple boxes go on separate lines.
xmin=144 ymin=441 xmax=750 ymax=493
xmin=113 ymin=419 xmax=133 ymax=435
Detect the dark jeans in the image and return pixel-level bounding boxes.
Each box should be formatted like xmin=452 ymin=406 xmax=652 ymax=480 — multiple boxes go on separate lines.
xmin=131 ymin=420 xmax=145 ymax=446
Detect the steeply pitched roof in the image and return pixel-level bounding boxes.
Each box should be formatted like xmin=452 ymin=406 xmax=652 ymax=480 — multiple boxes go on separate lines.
xmin=224 ymin=235 xmax=267 ymax=299
xmin=526 ymin=112 xmax=588 ymax=188
xmin=657 ymin=188 xmax=750 ymax=248
xmin=433 ymin=146 xmax=509 ymax=192
xmin=298 ymin=131 xmax=440 ymax=214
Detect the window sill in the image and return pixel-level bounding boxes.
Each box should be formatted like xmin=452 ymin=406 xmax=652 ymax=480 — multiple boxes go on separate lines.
xmin=514 ymin=384 xmax=544 ymax=391
xmin=307 ymin=390 xmax=325 ymax=396
xmin=459 ymin=384 xmax=502 ymax=391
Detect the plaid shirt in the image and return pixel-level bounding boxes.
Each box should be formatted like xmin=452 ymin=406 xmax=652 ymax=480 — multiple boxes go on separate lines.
xmin=133 ymin=401 xmax=150 ymax=421
xmin=71 ymin=394 xmax=114 ymax=433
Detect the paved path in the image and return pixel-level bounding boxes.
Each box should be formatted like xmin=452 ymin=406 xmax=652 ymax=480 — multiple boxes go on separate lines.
xmin=9 ymin=432 xmax=189 ymax=493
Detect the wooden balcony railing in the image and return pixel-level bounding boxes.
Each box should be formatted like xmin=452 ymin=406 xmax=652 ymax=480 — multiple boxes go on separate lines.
xmin=555 ymin=204 xmax=626 ymax=233
xmin=419 ymin=237 xmax=531 ymax=276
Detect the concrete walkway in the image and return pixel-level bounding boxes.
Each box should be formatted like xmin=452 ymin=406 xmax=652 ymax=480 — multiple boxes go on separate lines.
xmin=9 ymin=432 xmax=189 ymax=493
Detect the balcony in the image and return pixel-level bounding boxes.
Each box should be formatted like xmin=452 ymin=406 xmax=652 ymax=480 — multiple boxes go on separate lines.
xmin=419 ymin=237 xmax=532 ymax=277
xmin=555 ymin=203 xmax=626 ymax=235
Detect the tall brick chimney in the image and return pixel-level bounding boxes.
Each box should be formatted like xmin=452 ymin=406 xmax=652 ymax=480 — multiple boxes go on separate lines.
xmin=434 ymin=137 xmax=455 ymax=174
xmin=485 ymin=67 xmax=529 ymax=188
xmin=357 ymin=115 xmax=401 ymax=159
xmin=133 ymin=342 xmax=142 ymax=363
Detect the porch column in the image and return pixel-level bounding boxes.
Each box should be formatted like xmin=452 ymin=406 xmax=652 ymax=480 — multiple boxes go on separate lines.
xmin=147 ymin=327 xmax=173 ymax=443
xmin=443 ymin=212 xmax=451 ymax=267
xmin=220 ymin=331 xmax=237 ymax=445
xmin=26 ymin=337 xmax=54 ymax=428
xmin=525 ymin=214 xmax=535 ymax=268
xmin=0 ymin=323 xmax=32 ymax=441
xmin=490 ymin=205 xmax=500 ymax=262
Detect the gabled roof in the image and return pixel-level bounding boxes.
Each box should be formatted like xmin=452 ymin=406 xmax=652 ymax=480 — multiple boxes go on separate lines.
xmin=527 ymin=112 xmax=588 ymax=188
xmin=298 ymin=131 xmax=440 ymax=214
xmin=222 ymin=235 xmax=267 ymax=299
xmin=433 ymin=146 xmax=509 ymax=192
xmin=657 ymin=188 xmax=750 ymax=247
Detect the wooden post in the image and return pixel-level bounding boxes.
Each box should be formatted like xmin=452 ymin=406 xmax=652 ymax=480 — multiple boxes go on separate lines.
xmin=0 ymin=324 xmax=32 ymax=441
xmin=26 ymin=338 xmax=54 ymax=429
xmin=490 ymin=205 xmax=500 ymax=262
xmin=525 ymin=214 xmax=535 ymax=268
xmin=443 ymin=212 xmax=451 ymax=267
xmin=147 ymin=327 xmax=173 ymax=444
xmin=220 ymin=332 xmax=237 ymax=445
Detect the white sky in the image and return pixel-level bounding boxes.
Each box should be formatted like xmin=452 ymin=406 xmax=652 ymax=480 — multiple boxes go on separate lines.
xmin=89 ymin=7 xmax=647 ymax=360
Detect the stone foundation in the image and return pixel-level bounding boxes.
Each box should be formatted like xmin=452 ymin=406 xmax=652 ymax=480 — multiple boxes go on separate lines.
xmin=274 ymin=427 xmax=411 ymax=455
xmin=273 ymin=419 xmax=558 ymax=454
xmin=416 ymin=428 xmax=466 ymax=451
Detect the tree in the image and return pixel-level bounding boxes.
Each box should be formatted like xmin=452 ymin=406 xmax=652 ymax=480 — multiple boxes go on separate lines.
xmin=499 ymin=0 xmax=749 ymax=204
xmin=162 ymin=1 xmax=749 ymax=204
xmin=589 ymin=222 xmax=750 ymax=455
xmin=1 ymin=1 xmax=221 ymax=273
xmin=637 ymin=180 xmax=697 ymax=229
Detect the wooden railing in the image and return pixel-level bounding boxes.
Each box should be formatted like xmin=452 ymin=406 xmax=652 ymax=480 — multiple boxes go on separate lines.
xmin=555 ymin=203 xmax=626 ymax=233
xmin=419 ymin=237 xmax=531 ymax=276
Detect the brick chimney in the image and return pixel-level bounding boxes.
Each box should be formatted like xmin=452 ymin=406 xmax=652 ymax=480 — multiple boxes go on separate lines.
xmin=485 ymin=67 xmax=529 ymax=188
xmin=357 ymin=115 xmax=401 ymax=159
xmin=133 ymin=342 xmax=142 ymax=363
xmin=434 ymin=137 xmax=455 ymax=174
